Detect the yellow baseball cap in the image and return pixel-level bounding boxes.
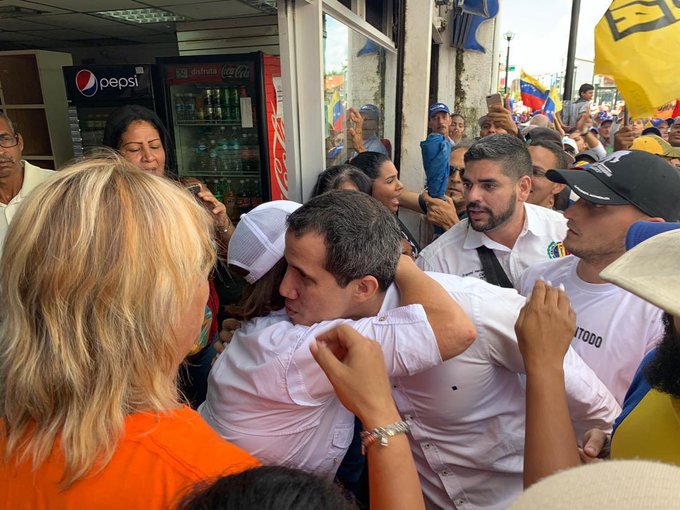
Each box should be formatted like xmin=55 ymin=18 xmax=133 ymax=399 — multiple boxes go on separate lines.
xmin=630 ymin=134 xmax=680 ymax=158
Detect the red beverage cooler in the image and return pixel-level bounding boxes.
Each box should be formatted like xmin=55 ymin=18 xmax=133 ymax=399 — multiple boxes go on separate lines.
xmin=156 ymin=52 xmax=287 ymax=220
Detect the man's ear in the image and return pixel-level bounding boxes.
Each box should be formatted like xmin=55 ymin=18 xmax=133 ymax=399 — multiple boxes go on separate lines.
xmin=352 ymin=275 xmax=379 ymax=303
xmin=551 ymin=182 xmax=567 ymax=196
xmin=517 ymin=175 xmax=532 ymax=201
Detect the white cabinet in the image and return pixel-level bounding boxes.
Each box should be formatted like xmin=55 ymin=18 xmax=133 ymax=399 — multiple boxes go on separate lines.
xmin=0 ymin=50 xmax=73 ymax=169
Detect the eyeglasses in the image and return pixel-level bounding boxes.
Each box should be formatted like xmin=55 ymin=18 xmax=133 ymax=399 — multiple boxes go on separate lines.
xmin=532 ymin=166 xmax=548 ymax=178
xmin=0 ymin=133 xmax=19 ymax=149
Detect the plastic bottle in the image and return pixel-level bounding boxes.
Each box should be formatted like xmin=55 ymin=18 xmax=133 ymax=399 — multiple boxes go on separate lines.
xmin=220 ymin=87 xmax=230 ymax=121
xmin=216 ymin=127 xmax=230 ymax=173
xmin=184 ymin=93 xmax=195 ymax=121
xmin=194 ymin=133 xmax=209 ymax=173
xmin=228 ymin=127 xmax=242 ymax=173
xmin=208 ymin=139 xmax=220 ymax=174
xmin=195 ymin=92 xmax=205 ymax=121
xmin=236 ymin=179 xmax=250 ymax=216
xmin=174 ymin=93 xmax=185 ymax=121
xmin=212 ymin=179 xmax=223 ymax=202
xmin=251 ymin=178 xmax=263 ymax=208
xmin=223 ymin=179 xmax=237 ymax=221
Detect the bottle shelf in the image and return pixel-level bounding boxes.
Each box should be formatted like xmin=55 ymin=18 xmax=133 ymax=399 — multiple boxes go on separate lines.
xmin=176 ymin=120 xmax=243 ymax=127
xmin=180 ymin=169 xmax=261 ymax=178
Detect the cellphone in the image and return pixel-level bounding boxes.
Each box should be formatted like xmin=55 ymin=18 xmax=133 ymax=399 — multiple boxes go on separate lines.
xmin=486 ymin=93 xmax=502 ymax=110
xmin=186 ymin=184 xmax=201 ymax=196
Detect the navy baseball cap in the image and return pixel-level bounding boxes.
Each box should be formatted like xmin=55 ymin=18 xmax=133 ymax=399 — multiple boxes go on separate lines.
xmin=429 ymin=102 xmax=450 ymax=118
xmin=547 ymin=150 xmax=680 ymax=221
xmin=626 ymin=221 xmax=680 ymax=250
xmin=359 ymin=104 xmax=380 ymax=120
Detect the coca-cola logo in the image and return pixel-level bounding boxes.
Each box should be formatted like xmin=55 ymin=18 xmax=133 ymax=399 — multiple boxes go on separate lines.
xmin=221 ymin=64 xmax=250 ymax=80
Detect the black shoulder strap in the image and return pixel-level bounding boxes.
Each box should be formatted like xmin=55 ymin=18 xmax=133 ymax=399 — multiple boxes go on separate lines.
xmin=476 ymin=245 xmax=514 ymax=288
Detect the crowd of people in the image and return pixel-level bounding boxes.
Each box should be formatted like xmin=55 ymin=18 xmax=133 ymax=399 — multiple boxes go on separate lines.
xmin=2 ymin=78 xmax=680 ymax=509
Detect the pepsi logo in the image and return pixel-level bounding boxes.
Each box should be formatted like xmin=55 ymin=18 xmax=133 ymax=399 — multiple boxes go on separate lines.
xmin=76 ymin=69 xmax=98 ymax=97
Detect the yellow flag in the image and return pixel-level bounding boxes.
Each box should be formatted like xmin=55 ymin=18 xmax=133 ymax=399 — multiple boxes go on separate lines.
xmin=549 ymin=86 xmax=562 ymax=113
xmin=594 ymin=1 xmax=680 ymax=117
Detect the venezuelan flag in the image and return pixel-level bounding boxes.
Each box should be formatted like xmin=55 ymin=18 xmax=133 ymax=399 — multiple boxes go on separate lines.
xmin=520 ymin=70 xmax=548 ymax=112
xmin=327 ymin=89 xmax=344 ymax=132
xmin=542 ymin=86 xmax=563 ymax=122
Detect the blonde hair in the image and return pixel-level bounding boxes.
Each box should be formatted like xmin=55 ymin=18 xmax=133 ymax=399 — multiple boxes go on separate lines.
xmin=0 ymin=155 xmax=216 ymax=486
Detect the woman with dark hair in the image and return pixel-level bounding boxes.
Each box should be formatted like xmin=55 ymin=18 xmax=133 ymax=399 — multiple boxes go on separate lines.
xmin=103 ymin=105 xmax=233 ymax=408
xmin=349 ymin=151 xmax=420 ymax=257
xmin=311 ymin=164 xmax=373 ymax=197
xmin=102 ymin=104 xmax=176 ymax=176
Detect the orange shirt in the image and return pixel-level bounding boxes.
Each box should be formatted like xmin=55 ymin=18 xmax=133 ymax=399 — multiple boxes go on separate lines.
xmin=0 ymin=406 xmax=259 ymax=509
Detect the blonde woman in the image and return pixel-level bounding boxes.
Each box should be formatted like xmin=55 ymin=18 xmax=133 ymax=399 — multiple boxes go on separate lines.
xmin=0 ymin=157 xmax=258 ymax=508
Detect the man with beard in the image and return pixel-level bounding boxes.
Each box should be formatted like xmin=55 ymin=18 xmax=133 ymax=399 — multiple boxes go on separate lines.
xmin=0 ymin=113 xmax=53 ymax=254
xmin=518 ymin=151 xmax=680 ymax=404
xmin=517 ymin=223 xmax=680 ymax=487
xmin=416 ymin=134 xmax=568 ymax=288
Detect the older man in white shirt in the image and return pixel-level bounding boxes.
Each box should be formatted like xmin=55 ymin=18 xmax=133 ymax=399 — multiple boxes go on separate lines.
xmin=0 ymin=113 xmax=53 ymax=254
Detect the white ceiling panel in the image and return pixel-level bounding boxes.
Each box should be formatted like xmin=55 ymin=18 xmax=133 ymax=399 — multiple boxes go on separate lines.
xmin=140 ymin=0 xmax=211 ymax=5
xmin=21 ymin=28 xmax=98 ymax=40
xmin=123 ymin=32 xmax=176 ymax=43
xmin=77 ymin=23 xmax=158 ymax=37
xmin=0 ymin=0 xmax=69 ymax=14
xmin=0 ymin=31 xmax=38 ymax=41
xmin=30 ymin=13 xmax=137 ymax=29
xmin=166 ymin=1 xmax=261 ymax=19
xmin=0 ymin=18 xmax=56 ymax=30
xmin=25 ymin=0 xmax=148 ymax=11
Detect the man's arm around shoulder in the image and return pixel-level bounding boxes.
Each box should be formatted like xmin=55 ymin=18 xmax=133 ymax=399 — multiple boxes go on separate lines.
xmin=395 ymin=255 xmax=476 ymax=359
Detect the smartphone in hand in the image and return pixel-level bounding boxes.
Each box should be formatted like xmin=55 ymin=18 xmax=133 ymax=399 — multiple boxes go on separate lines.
xmin=186 ymin=184 xmax=201 ymax=197
xmin=486 ymin=93 xmax=503 ymax=110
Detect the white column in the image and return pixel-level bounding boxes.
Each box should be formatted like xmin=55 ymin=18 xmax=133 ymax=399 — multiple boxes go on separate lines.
xmin=397 ymin=0 xmax=434 ymax=239
xmin=277 ymin=0 xmax=327 ymax=202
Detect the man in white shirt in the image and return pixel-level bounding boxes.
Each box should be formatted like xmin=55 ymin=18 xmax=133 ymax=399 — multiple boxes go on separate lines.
xmin=0 ymin=113 xmax=53 ymax=254
xmin=203 ymin=194 xmax=619 ymax=510
xmin=389 ymin=273 xmax=619 ymax=509
xmin=201 ymin=192 xmax=476 ymax=477
xmin=518 ymin=150 xmax=680 ymax=404
xmin=417 ymin=134 xmax=568 ymax=288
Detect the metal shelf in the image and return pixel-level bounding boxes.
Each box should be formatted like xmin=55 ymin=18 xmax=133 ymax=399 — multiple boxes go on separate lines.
xmin=176 ymin=121 xmax=243 ymax=127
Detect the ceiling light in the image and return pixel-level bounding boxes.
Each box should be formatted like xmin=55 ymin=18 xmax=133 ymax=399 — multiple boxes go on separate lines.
xmin=94 ymin=8 xmax=189 ymax=24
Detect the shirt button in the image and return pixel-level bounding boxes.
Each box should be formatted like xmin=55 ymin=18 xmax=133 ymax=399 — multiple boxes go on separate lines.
xmin=456 ymin=499 xmax=465 ymax=506
xmin=423 ymin=443 xmax=430 ymax=449
xmin=441 ymin=470 xmax=448 ymax=476
xmin=378 ymin=316 xmax=386 ymax=321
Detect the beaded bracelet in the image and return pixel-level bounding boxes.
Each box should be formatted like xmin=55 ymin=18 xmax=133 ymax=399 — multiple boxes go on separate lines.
xmin=360 ymin=419 xmax=411 ymax=454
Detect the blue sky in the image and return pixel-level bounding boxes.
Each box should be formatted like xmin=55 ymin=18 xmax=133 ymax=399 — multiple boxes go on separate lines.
xmin=324 ymin=1 xmax=613 ymax=79
xmin=499 ymin=0 xmax=611 ymax=77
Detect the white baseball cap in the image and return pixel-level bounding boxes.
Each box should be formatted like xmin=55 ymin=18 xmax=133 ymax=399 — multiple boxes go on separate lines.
xmin=227 ymin=200 xmax=302 ymax=284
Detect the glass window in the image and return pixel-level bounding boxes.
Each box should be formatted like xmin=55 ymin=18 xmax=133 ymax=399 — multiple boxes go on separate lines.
xmin=323 ymin=14 xmax=392 ymax=170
